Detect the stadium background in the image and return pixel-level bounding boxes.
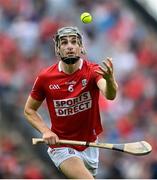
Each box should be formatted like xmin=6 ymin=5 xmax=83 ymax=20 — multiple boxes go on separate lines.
xmin=0 ymin=0 xmax=157 ymax=178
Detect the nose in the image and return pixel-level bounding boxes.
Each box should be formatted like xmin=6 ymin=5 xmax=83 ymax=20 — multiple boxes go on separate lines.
xmin=67 ymin=42 xmax=74 ymax=51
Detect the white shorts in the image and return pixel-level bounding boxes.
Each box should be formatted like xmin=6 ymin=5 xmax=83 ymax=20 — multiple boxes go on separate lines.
xmin=47 ymin=146 xmax=99 ymax=176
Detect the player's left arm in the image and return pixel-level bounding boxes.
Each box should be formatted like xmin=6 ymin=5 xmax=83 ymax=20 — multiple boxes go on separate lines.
xmin=95 ymin=57 xmax=118 ymax=100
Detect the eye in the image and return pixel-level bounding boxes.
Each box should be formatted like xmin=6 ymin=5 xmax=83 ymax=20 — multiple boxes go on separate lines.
xmin=71 ymin=39 xmax=77 ymax=44
xmin=61 ymin=40 xmax=67 ymax=45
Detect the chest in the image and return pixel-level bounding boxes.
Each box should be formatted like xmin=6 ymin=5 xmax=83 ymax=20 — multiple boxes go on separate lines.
xmin=44 ymin=73 xmax=92 ymax=99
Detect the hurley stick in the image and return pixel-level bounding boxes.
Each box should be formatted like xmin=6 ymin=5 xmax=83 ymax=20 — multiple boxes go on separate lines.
xmin=32 ymin=138 xmax=152 ymax=156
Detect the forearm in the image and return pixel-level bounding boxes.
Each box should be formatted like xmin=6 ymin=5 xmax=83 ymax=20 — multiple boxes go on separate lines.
xmin=105 ymin=76 xmax=118 ymax=100
xmin=24 ymin=109 xmax=51 ymax=134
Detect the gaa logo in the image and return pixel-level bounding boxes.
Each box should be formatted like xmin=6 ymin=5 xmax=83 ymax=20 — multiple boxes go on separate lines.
xmin=49 ymin=84 xmax=60 ymax=89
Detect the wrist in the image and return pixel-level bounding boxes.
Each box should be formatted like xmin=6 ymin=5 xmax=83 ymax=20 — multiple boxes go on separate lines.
xmin=105 ymin=76 xmax=115 ymax=83
xmin=42 ymin=128 xmax=51 ymax=134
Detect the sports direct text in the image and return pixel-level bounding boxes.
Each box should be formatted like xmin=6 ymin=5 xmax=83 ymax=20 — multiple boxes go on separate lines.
xmin=53 ymin=92 xmax=92 ymax=116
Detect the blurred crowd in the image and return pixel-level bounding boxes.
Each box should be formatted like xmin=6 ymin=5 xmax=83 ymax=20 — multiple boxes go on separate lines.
xmin=0 ymin=129 xmax=48 ymax=178
xmin=0 ymin=0 xmax=157 ymax=178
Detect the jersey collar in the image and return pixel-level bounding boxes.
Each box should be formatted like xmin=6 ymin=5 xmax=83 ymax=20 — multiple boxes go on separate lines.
xmin=58 ymin=58 xmax=83 ymax=72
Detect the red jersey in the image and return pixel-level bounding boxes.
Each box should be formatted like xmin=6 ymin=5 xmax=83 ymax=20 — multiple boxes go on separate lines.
xmin=30 ymin=59 xmax=103 ymax=151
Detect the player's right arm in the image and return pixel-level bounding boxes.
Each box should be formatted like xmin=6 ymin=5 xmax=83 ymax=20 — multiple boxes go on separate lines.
xmin=24 ymin=96 xmax=59 ymax=144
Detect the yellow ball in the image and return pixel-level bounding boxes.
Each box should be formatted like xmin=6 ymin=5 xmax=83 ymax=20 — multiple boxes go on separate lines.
xmin=80 ymin=12 xmax=92 ymax=24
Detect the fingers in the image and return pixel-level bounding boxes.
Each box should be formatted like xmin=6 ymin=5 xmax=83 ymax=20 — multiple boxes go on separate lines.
xmin=97 ymin=66 xmax=108 ymax=75
xmin=102 ymin=57 xmax=113 ymax=74
xmin=48 ymin=137 xmax=59 ymax=145
xmin=95 ymin=70 xmax=104 ymax=76
xmin=43 ymin=131 xmax=59 ymax=145
xmin=95 ymin=57 xmax=114 ymax=79
xmin=106 ymin=57 xmax=113 ymax=68
xmin=44 ymin=137 xmax=58 ymax=145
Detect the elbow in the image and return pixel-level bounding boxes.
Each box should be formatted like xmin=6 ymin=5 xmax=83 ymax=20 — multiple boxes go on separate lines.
xmin=24 ymin=106 xmax=32 ymax=119
xmin=106 ymin=86 xmax=118 ymax=100
xmin=103 ymin=91 xmax=117 ymax=100
xmin=106 ymin=95 xmax=116 ymax=100
xmin=107 ymin=97 xmax=115 ymax=100
xmin=24 ymin=107 xmax=29 ymax=118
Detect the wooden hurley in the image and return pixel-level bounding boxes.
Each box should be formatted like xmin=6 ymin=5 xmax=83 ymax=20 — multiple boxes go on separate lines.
xmin=32 ymin=138 xmax=152 ymax=156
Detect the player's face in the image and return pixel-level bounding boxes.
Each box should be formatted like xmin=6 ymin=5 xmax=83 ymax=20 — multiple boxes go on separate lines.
xmin=58 ymin=35 xmax=82 ymax=59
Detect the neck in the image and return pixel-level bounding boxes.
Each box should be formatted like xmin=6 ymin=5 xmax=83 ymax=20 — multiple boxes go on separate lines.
xmin=60 ymin=59 xmax=81 ymax=74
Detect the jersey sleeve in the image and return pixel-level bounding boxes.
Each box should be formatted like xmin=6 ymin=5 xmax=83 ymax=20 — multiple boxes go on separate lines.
xmin=30 ymin=75 xmax=45 ymax=101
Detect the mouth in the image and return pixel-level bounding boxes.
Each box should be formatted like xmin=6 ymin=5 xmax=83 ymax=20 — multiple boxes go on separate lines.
xmin=66 ymin=52 xmax=75 ymax=56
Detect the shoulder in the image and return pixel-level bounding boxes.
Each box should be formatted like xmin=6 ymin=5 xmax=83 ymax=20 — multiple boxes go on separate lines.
xmin=83 ymin=59 xmax=99 ymax=71
xmin=38 ymin=63 xmax=58 ymax=78
xmin=83 ymin=59 xmax=103 ymax=83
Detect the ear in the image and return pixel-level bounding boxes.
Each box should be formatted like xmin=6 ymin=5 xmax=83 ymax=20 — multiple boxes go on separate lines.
xmin=79 ymin=44 xmax=84 ymax=54
xmin=81 ymin=47 xmax=86 ymax=55
xmin=57 ymin=48 xmax=60 ymax=55
xmin=55 ymin=46 xmax=60 ymax=56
